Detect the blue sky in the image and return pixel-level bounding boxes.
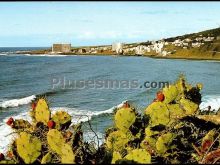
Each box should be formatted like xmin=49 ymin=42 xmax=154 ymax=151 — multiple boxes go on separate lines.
xmin=0 ymin=2 xmax=220 ymax=47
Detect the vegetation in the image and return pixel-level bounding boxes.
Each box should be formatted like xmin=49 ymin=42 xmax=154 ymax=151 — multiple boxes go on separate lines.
xmin=1 ymin=75 xmax=220 ymax=164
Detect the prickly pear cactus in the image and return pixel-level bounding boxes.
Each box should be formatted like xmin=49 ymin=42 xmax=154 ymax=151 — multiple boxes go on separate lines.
xmin=12 ymin=119 xmax=31 ymax=130
xmin=180 ymin=98 xmax=199 ymax=115
xmin=106 ymin=130 xmax=130 ymax=152
xmin=114 ymin=107 xmax=136 ymax=133
xmin=35 ymin=98 xmax=50 ymax=125
xmin=145 ymin=102 xmax=170 ymax=127
xmin=168 ymin=104 xmax=185 ymax=120
xmin=16 ymin=132 xmax=42 ymax=164
xmin=0 ymin=160 xmax=16 ymax=164
xmin=140 ymin=136 xmax=157 ymax=151
xmin=145 ymin=126 xmax=160 ymax=137
xmin=163 ymin=85 xmax=178 ymax=104
xmin=41 ymin=153 xmax=52 ymax=164
xmin=47 ymin=129 xmax=65 ymax=155
xmin=51 ymin=111 xmax=71 ymax=130
xmin=125 ymin=149 xmax=151 ymax=164
xmin=61 ymin=143 xmax=75 ymax=163
xmin=156 ymin=132 xmax=176 ymax=154
xmin=111 ymin=151 xmax=122 ymax=164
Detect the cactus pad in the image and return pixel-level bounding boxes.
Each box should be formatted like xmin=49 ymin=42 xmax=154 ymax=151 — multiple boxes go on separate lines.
xmin=12 ymin=119 xmax=31 ymax=130
xmin=168 ymin=104 xmax=185 ymax=119
xmin=125 ymin=149 xmax=151 ymax=164
xmin=180 ymin=98 xmax=199 ymax=115
xmin=47 ymin=129 xmax=65 ymax=155
xmin=106 ymin=130 xmax=129 ymax=152
xmin=114 ymin=107 xmax=136 ymax=133
xmin=145 ymin=126 xmax=159 ymax=137
xmin=16 ymin=132 xmax=41 ymax=164
xmin=51 ymin=111 xmax=71 ymax=130
xmin=141 ymin=136 xmax=157 ymax=150
xmin=0 ymin=160 xmax=16 ymax=164
xmin=156 ymin=132 xmax=175 ymax=154
xmin=35 ymin=99 xmax=50 ymax=125
xmin=111 ymin=151 xmax=122 ymax=164
xmin=41 ymin=153 xmax=52 ymax=164
xmin=145 ymin=102 xmax=170 ymax=127
xmin=163 ymin=85 xmax=178 ymax=104
xmin=61 ymin=143 xmax=75 ymax=163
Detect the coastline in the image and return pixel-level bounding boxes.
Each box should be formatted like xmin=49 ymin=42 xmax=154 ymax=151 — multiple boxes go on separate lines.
xmin=14 ymin=50 xmax=220 ymax=61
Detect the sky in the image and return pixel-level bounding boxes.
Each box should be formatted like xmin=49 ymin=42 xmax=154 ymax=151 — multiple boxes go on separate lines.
xmin=0 ymin=2 xmax=220 ymax=47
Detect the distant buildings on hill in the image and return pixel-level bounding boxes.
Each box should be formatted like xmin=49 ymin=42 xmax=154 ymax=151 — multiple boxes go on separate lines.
xmin=112 ymin=43 xmax=124 ymax=54
xmin=51 ymin=33 xmax=219 ymax=56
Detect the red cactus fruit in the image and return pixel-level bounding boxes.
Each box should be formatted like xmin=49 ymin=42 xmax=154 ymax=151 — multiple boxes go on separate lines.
xmin=6 ymin=117 xmax=14 ymax=126
xmin=202 ymin=139 xmax=213 ymax=153
xmin=31 ymin=102 xmax=37 ymax=110
xmin=0 ymin=153 xmax=5 ymax=161
xmin=6 ymin=151 xmax=13 ymax=159
xmin=47 ymin=120 xmax=56 ymax=129
xmin=156 ymin=91 xmax=165 ymax=102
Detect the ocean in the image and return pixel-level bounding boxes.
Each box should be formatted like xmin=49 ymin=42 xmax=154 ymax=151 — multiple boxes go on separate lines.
xmin=0 ymin=48 xmax=220 ymax=153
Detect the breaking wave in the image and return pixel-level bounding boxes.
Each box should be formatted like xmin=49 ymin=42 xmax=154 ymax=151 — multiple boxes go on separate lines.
xmin=200 ymin=95 xmax=220 ymax=111
xmin=0 ymin=95 xmax=36 ymax=108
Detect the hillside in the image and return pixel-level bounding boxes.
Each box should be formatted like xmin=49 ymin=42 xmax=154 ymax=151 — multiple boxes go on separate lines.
xmin=16 ymin=27 xmax=220 ymax=60
xmin=156 ymin=27 xmax=220 ymax=60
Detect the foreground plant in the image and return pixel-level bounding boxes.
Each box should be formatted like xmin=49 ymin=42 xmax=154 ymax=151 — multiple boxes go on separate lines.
xmin=1 ymin=75 xmax=220 ymax=164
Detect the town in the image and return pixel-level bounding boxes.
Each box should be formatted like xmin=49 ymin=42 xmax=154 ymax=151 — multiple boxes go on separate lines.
xmin=50 ymin=32 xmax=220 ymax=57
xmin=15 ymin=27 xmax=220 ymax=59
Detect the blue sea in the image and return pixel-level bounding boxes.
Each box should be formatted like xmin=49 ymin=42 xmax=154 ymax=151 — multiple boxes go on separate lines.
xmin=0 ymin=47 xmax=220 ymax=152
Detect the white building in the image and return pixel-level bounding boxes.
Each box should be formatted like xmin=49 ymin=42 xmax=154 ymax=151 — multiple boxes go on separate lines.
xmin=153 ymin=43 xmax=164 ymax=53
xmin=112 ymin=43 xmax=124 ymax=54
xmin=135 ymin=45 xmax=145 ymax=55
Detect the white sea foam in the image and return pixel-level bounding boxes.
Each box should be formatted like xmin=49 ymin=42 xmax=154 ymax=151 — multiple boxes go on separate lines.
xmin=0 ymin=95 xmax=36 ymax=108
xmin=200 ymin=95 xmax=220 ymax=111
xmin=25 ymin=54 xmax=68 ymax=57
xmin=0 ymin=53 xmax=8 ymax=56
xmin=83 ymin=131 xmax=104 ymax=148
xmin=0 ymin=111 xmax=32 ymax=153
xmin=0 ymin=100 xmax=127 ymax=153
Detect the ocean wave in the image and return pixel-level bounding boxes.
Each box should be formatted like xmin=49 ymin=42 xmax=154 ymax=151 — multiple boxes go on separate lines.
xmin=24 ymin=54 xmax=68 ymax=57
xmin=50 ymin=100 xmax=126 ymax=124
xmin=0 ymin=95 xmax=36 ymax=108
xmin=0 ymin=53 xmax=8 ymax=56
xmin=200 ymin=95 xmax=220 ymax=111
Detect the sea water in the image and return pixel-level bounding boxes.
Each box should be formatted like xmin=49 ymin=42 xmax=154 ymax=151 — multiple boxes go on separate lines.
xmin=0 ymin=49 xmax=220 ymax=153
